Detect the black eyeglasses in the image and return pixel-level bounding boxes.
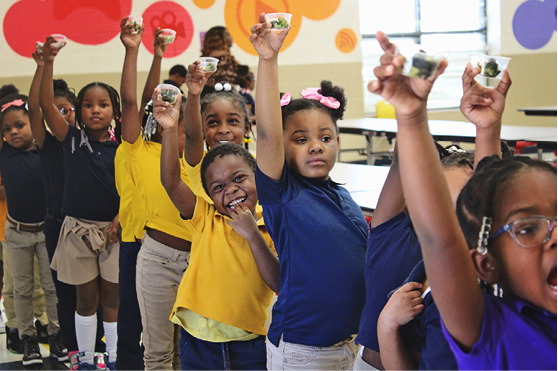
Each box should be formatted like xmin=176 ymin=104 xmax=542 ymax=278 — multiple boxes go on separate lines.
xmin=488 ymin=216 xmax=557 ymax=248
xmin=59 ymin=107 xmax=75 ymax=116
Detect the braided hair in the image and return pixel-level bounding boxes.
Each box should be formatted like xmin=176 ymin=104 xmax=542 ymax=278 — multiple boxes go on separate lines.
xmin=281 ymin=80 xmax=347 ymax=132
xmin=200 ymin=90 xmax=250 ymax=128
xmin=75 ymin=82 xmax=121 ymax=131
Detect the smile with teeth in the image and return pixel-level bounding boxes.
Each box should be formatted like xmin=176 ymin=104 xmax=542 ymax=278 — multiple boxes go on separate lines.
xmin=228 ymin=197 xmax=246 ymax=209
xmin=218 ymin=140 xmax=232 ymax=144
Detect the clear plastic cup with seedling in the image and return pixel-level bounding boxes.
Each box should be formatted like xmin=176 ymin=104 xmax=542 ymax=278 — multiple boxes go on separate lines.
xmin=265 ymin=13 xmax=292 ymax=32
xmin=156 ymin=84 xmax=180 ymax=105
xmin=396 ymin=41 xmax=446 ymax=79
xmin=160 ymin=29 xmax=176 ymax=44
xmin=126 ymin=15 xmax=143 ymax=34
xmin=35 ymin=42 xmax=44 ymax=53
xmin=198 ymin=57 xmax=219 ymax=73
xmin=50 ymin=34 xmax=67 ymax=48
xmin=470 ymin=55 xmax=511 ymax=79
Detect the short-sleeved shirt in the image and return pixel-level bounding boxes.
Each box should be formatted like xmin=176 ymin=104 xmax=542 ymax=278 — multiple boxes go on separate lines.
xmin=256 ymin=162 xmax=368 ymax=347
xmin=115 ymin=135 xmax=192 ymax=242
xmin=0 ymin=144 xmax=46 ymax=223
xmin=394 ymin=260 xmax=457 ymax=370
xmin=39 ymin=132 xmax=66 ymax=218
xmin=61 ymin=126 xmax=119 ymax=221
xmin=184 ymin=154 xmax=212 ymax=205
xmin=356 ymin=211 xmax=422 ymax=351
xmin=171 ymin=196 xmax=275 ymax=336
xmin=442 ymin=292 xmax=557 ymax=370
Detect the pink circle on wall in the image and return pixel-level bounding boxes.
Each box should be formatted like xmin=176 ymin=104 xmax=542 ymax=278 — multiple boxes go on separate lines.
xmin=141 ymin=1 xmax=194 ymax=57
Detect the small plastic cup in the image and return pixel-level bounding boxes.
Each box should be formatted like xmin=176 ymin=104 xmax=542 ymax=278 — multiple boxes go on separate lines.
xmin=156 ymin=84 xmax=180 ymax=105
xmin=470 ymin=55 xmax=511 ymax=79
xmin=198 ymin=57 xmax=219 ymax=72
xmin=160 ymin=29 xmax=176 ymax=44
xmin=265 ymin=13 xmax=292 ymax=31
xmin=126 ymin=15 xmax=143 ymax=34
xmin=395 ymin=41 xmax=446 ymax=79
xmin=35 ymin=42 xmax=44 ymax=52
xmin=50 ymin=34 xmax=67 ymax=48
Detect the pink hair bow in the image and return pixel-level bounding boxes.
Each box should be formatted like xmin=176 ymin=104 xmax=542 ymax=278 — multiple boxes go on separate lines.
xmin=1 ymin=99 xmax=25 ymax=113
xmin=301 ymin=88 xmax=340 ymax=109
xmin=280 ymin=93 xmax=291 ymax=106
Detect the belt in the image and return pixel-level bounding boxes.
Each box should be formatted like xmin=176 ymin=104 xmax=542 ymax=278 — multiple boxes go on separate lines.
xmin=6 ymin=215 xmax=44 ymax=233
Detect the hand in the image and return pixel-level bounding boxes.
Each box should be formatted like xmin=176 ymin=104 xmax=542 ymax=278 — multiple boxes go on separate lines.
xmin=120 ymin=16 xmax=143 ymax=49
xmin=32 ymin=49 xmax=44 ymax=67
xmin=367 ymin=31 xmax=448 ymax=117
xmin=460 ymin=62 xmax=511 ymax=130
xmin=151 ymin=88 xmax=182 ymax=130
xmin=42 ymin=36 xmax=61 ymax=63
xmin=186 ymin=62 xmax=213 ymax=96
xmin=153 ymin=27 xmax=169 ymax=57
xmin=378 ymin=282 xmax=425 ymax=331
xmin=249 ymin=13 xmax=289 ymax=60
xmin=107 ymin=214 xmax=121 ymax=244
xmin=226 ymin=202 xmax=259 ymax=240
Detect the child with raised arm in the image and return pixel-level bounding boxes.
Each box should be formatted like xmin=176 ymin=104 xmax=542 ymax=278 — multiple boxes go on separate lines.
xmin=157 ymin=88 xmax=278 ymax=370
xmin=357 ymin=59 xmax=512 ymax=370
xmin=250 ymin=14 xmax=368 ymax=369
xmin=116 ymin=17 xmax=193 ymax=370
xmin=370 ymin=31 xmax=556 ymax=370
xmin=40 ymin=36 xmax=121 ymax=369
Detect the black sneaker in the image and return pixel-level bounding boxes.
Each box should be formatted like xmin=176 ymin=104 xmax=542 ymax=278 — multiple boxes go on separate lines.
xmin=22 ymin=335 xmax=43 ymax=366
xmin=35 ymin=319 xmax=49 ymax=344
xmin=49 ymin=332 xmax=68 ymax=361
xmin=6 ymin=325 xmax=22 ymax=354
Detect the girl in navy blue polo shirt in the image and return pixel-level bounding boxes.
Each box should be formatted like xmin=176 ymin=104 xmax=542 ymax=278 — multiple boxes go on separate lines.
xmin=0 ymin=93 xmax=66 ymax=366
xmin=39 ymin=36 xmax=121 ymax=369
xmin=250 ymin=14 xmax=368 ymax=369
xmin=370 ymin=30 xmax=556 ymax=370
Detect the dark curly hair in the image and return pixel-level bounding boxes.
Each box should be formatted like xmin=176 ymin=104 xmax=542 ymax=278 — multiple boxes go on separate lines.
xmin=281 ymin=80 xmax=347 ymax=132
xmin=200 ymin=142 xmax=255 ymax=196
xmin=0 ymin=84 xmax=19 ymax=100
xmin=53 ymin=79 xmax=77 ymax=108
xmin=201 ymin=26 xmax=231 ymax=56
xmin=75 ymin=82 xmax=121 ymax=131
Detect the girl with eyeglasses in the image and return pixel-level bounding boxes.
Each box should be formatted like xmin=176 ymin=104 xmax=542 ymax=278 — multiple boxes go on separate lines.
xmin=369 ymin=30 xmax=556 ymax=370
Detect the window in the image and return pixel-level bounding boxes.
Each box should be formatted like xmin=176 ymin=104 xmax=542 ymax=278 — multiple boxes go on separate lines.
xmin=360 ymin=0 xmax=487 ymax=115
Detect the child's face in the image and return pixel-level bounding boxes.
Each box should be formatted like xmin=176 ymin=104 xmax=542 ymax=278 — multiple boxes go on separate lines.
xmin=205 ymin=154 xmax=258 ymax=217
xmin=283 ymin=108 xmax=339 ymax=181
xmin=80 ymin=86 xmax=114 ymax=132
xmin=1 ymin=109 xmax=34 ymax=150
xmin=489 ymin=168 xmax=557 ymax=314
xmin=202 ymin=98 xmax=248 ymax=149
xmin=54 ymin=96 xmax=76 ymax=126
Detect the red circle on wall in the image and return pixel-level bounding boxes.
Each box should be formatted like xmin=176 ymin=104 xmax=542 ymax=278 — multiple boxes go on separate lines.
xmin=141 ymin=1 xmax=194 ymax=57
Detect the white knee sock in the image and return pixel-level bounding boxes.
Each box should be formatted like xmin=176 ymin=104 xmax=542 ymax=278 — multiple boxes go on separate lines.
xmin=75 ymin=312 xmax=96 ymax=363
xmin=103 ymin=321 xmax=117 ymax=363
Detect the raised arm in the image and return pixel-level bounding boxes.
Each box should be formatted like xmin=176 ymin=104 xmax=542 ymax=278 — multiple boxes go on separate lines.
xmin=368 ymin=31 xmax=484 ymax=350
xmin=119 ymin=16 xmax=144 ymax=143
xmin=39 ymin=36 xmax=68 ymax=142
xmin=156 ymin=89 xmax=196 ymax=219
xmin=183 ymin=62 xmax=213 ymax=166
xmin=460 ymin=62 xmax=511 ymax=167
xmin=250 ymin=13 xmax=289 ymax=180
xmin=28 ymin=49 xmax=47 ymax=148
xmin=140 ymin=28 xmax=168 ymax=116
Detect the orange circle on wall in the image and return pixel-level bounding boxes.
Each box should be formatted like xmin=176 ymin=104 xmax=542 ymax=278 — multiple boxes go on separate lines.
xmin=289 ymin=0 xmax=341 ymax=21
xmin=193 ymin=0 xmax=216 ymax=9
xmin=335 ymin=28 xmax=357 ymax=53
xmin=225 ymin=0 xmax=301 ymax=56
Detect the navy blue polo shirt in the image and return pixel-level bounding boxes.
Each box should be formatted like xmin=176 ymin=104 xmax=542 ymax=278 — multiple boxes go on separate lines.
xmin=256 ymin=161 xmax=368 ymax=347
xmin=0 ymin=143 xmax=46 ymax=223
xmin=355 ymin=211 xmax=422 ymax=352
xmin=396 ymin=260 xmax=458 ymax=370
xmin=39 ymin=132 xmax=65 ymax=218
xmin=61 ymin=126 xmax=119 ymax=221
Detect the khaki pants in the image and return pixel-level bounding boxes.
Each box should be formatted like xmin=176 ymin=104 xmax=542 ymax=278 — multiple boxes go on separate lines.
xmin=136 ymin=233 xmax=189 ymax=370
xmin=4 ymin=223 xmax=59 ymax=337
xmin=1 ymin=240 xmax=49 ymax=328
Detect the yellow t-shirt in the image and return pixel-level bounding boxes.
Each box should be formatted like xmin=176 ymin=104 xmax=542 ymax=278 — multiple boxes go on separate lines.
xmin=171 ymin=196 xmax=275 ymax=337
xmin=115 ymin=134 xmax=193 ymax=242
xmin=184 ymin=154 xmax=212 ymax=205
